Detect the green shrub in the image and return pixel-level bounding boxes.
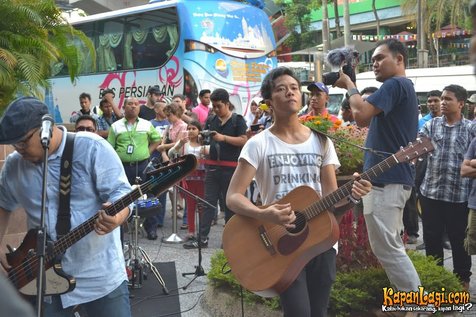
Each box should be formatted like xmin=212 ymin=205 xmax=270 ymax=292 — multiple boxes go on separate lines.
xmin=329 ymin=251 xmax=464 ymax=317
xmin=209 ymin=250 xmax=464 ymax=316
xmin=207 ymin=250 xmax=281 ymax=310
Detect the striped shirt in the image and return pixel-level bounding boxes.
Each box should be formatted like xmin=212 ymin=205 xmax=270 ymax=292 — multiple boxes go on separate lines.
xmin=420 ymin=116 xmax=476 ymax=203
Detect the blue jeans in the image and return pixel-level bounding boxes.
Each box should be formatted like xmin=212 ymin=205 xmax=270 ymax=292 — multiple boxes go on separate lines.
xmin=43 ymin=280 xmax=130 ymax=317
xmin=143 ymin=191 xmax=167 ymax=232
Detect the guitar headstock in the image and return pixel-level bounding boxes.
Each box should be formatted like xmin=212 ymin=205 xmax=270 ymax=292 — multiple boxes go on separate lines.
xmin=394 ymin=136 xmax=435 ymax=164
xmin=145 ymin=154 xmax=197 ymax=196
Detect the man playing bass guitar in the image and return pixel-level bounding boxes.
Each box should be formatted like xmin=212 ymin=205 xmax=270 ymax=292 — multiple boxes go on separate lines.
xmin=227 ymin=67 xmax=372 ymax=317
xmin=0 ymin=97 xmax=132 ymax=317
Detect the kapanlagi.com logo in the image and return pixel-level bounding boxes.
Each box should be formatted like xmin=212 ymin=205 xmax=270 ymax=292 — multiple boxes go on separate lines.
xmin=382 ymin=287 xmax=473 ymax=313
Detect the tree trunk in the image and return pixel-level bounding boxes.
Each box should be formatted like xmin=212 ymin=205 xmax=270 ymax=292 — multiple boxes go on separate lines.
xmin=333 ymin=0 xmax=341 ymax=38
xmin=372 ymin=0 xmax=380 ymax=36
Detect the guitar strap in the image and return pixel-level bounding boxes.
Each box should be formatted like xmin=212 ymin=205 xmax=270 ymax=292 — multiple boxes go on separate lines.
xmin=56 ymin=132 xmax=76 ymax=238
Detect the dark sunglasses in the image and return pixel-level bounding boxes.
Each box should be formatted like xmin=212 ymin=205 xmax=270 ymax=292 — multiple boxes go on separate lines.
xmin=76 ymin=126 xmax=95 ymax=132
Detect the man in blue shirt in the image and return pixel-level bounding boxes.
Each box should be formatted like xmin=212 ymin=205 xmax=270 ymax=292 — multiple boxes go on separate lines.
xmin=0 ymin=97 xmax=132 ymax=316
xmin=334 ymin=38 xmax=421 ymax=292
xmin=418 ymin=90 xmax=442 ymax=130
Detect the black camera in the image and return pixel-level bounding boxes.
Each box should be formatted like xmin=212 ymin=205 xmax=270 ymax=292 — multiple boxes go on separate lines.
xmin=200 ymin=130 xmax=216 ymax=144
xmin=322 ymin=47 xmax=359 ymax=86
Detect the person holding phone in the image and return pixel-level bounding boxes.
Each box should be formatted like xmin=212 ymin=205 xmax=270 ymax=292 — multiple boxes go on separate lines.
xmin=169 ymin=121 xmax=209 ymax=241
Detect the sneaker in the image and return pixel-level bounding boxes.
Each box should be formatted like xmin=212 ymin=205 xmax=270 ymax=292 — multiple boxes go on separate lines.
xmin=462 ymin=280 xmax=470 ymax=291
xmin=183 ymin=238 xmax=208 ymax=249
xmin=146 ymin=231 xmax=158 ymax=240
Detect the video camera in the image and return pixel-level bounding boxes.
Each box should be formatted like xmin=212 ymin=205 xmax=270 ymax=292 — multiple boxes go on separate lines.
xmin=322 ymin=47 xmax=359 ymax=86
xmin=200 ymin=130 xmax=216 ymax=144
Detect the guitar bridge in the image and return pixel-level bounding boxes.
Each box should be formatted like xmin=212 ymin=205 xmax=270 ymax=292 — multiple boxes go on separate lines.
xmin=258 ymin=225 xmax=276 ymax=255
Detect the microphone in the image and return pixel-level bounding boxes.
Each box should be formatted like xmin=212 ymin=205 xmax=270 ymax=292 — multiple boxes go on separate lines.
xmin=40 ymin=114 xmax=54 ymax=147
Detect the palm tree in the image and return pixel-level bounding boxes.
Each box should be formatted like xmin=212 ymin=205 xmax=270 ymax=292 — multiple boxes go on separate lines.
xmin=400 ymin=0 xmax=470 ymax=64
xmin=0 ymin=0 xmax=94 ymax=112
xmin=372 ymin=0 xmax=381 ymax=36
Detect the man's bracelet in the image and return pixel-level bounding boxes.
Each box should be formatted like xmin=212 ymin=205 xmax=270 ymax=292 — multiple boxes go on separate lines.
xmin=348 ymin=194 xmax=361 ymax=204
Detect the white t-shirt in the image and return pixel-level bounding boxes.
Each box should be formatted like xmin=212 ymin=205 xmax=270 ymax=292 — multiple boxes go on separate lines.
xmin=240 ymin=129 xmax=340 ymax=205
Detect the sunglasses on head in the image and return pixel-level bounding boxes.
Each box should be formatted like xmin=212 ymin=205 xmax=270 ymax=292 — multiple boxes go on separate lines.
xmin=76 ymin=126 xmax=95 ymax=132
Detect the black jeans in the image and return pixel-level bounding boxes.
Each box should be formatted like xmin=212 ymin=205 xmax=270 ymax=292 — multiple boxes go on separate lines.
xmin=280 ymin=248 xmax=336 ymax=317
xmin=403 ymin=187 xmax=419 ymax=237
xmin=199 ymin=166 xmax=235 ymax=240
xmin=420 ymin=195 xmax=472 ymax=282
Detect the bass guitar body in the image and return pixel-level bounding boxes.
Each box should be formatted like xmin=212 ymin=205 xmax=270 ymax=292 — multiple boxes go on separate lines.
xmin=223 ymin=186 xmax=339 ymax=298
xmin=6 ymin=229 xmax=75 ymax=296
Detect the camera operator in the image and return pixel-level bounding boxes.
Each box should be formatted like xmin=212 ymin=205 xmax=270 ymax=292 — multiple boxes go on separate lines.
xmin=183 ymin=88 xmax=247 ymax=249
xmin=333 ymin=39 xmax=421 ymax=293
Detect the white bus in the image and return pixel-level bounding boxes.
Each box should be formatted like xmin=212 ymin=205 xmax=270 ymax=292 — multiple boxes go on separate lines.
xmin=45 ymin=0 xmax=277 ymax=123
xmin=327 ymin=65 xmax=476 ymax=113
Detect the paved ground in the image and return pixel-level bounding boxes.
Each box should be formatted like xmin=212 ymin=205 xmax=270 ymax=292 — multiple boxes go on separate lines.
xmin=133 ymin=198 xmax=476 ymax=317
xmin=127 ymin=198 xmax=222 ymax=317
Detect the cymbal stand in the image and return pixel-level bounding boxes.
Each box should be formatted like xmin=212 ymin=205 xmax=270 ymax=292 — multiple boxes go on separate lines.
xmin=125 ymin=179 xmax=167 ymax=294
xmin=176 ymin=184 xmax=217 ymax=290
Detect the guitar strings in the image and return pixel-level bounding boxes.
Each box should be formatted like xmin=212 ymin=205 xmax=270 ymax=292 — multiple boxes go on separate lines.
xmin=259 ymin=157 xmax=393 ymax=237
xmin=8 ymin=158 xmax=193 ymax=289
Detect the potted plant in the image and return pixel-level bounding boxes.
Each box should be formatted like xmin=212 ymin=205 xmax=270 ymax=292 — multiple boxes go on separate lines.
xmin=299 ymin=114 xmax=368 ymax=175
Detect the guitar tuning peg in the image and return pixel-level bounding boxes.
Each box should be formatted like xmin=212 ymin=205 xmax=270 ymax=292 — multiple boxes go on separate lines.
xmin=417 ymin=157 xmax=424 ymax=162
xmin=408 ymin=142 xmax=413 ymax=147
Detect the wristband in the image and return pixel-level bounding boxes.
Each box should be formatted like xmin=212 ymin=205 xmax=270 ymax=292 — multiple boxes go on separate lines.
xmin=347 ymin=87 xmax=360 ymax=97
xmin=348 ymin=194 xmax=361 ymax=204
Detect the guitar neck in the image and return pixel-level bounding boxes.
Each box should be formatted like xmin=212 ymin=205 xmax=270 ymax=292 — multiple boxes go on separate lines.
xmin=52 ymin=186 xmax=144 ymax=257
xmin=306 ymin=153 xmax=399 ymax=218
xmin=49 ymin=155 xmax=197 ymax=259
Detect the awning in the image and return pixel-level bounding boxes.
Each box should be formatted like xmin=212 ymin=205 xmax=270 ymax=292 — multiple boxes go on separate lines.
xmin=278 ymin=36 xmax=376 ymax=57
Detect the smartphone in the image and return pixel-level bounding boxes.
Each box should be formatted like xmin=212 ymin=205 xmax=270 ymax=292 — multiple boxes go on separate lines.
xmin=250 ymin=124 xmax=261 ymax=132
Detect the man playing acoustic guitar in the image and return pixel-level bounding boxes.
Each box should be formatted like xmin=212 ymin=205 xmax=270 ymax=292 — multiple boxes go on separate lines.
xmin=0 ymin=97 xmax=132 ymax=316
xmin=226 ymin=67 xmax=372 ymax=317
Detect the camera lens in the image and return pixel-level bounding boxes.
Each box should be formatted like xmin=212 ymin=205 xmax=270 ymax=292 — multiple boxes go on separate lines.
xmin=322 ymin=72 xmax=340 ymax=86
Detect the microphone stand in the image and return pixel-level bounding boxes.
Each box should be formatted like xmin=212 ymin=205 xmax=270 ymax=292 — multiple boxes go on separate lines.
xmin=176 ymin=184 xmax=216 ymax=290
xmin=36 ymin=133 xmax=52 ymax=317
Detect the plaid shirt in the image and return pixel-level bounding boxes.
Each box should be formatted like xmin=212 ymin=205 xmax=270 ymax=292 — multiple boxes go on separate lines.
xmin=97 ymin=113 xmax=118 ymax=131
xmin=420 ymin=116 xmax=476 ymax=203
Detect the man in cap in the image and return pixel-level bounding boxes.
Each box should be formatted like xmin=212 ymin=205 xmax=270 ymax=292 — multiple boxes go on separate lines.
xmin=140 ymin=85 xmax=163 ymax=120
xmin=466 ymin=93 xmax=476 ymax=120
xmin=0 ymin=97 xmax=132 ymax=316
xmin=301 ymin=82 xmax=338 ymax=121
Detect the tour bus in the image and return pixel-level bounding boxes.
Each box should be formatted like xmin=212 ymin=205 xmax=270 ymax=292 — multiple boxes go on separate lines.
xmin=323 ymin=65 xmax=476 ymax=114
xmin=46 ymin=0 xmax=277 ymax=123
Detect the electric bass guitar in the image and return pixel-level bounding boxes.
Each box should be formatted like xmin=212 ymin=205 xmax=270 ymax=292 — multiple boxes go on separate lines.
xmin=5 ymin=154 xmax=197 ymax=296
xmin=223 ymin=137 xmax=434 ymax=297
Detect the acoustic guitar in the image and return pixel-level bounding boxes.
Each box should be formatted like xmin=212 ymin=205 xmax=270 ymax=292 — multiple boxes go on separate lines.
xmin=4 ymin=154 xmax=196 ymax=296
xmin=223 ymin=137 xmax=434 ymax=297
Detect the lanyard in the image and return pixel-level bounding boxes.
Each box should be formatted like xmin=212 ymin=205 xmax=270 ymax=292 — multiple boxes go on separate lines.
xmin=124 ymin=119 xmax=138 ymax=145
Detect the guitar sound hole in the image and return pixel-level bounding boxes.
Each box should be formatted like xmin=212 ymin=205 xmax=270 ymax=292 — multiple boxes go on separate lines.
xmin=287 ymin=212 xmax=306 ymax=234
